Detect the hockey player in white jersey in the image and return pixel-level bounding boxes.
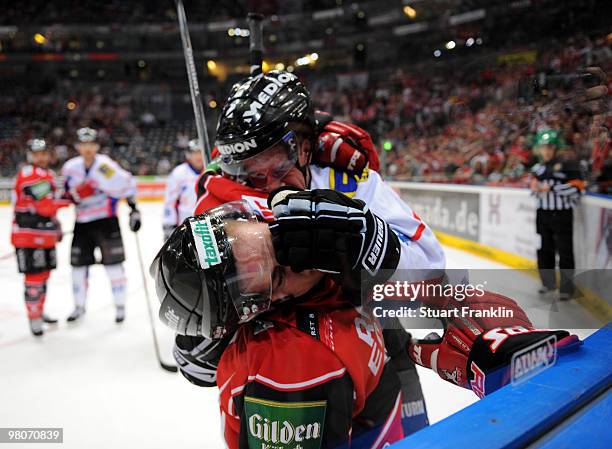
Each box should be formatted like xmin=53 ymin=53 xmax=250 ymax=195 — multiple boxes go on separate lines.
xmin=61 ymin=127 xmax=141 ymax=323
xmin=185 ymin=70 xmax=445 ymax=436
xmin=161 ymin=139 xmax=203 ymax=240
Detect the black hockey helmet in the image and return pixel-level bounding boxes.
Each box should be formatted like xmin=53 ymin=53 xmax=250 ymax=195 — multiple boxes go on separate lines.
xmin=27 ymin=138 xmax=47 ymax=152
xmin=215 ymin=70 xmax=315 ymax=176
xmin=187 ymin=139 xmax=201 ymax=152
xmin=150 ymin=201 xmax=276 ymax=338
xmin=76 ymin=127 xmax=98 ymax=143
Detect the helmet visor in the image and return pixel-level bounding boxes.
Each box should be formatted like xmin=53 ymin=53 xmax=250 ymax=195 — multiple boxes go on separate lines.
xmin=187 ymin=201 xmax=277 ymax=332
xmin=219 ymin=130 xmax=299 ymax=189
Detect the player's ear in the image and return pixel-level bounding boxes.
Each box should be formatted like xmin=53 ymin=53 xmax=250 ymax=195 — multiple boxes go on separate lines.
xmin=297 ymin=136 xmax=311 ymax=166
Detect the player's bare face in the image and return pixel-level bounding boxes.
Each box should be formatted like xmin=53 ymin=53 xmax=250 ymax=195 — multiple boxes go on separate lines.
xmin=539 ymin=145 xmax=555 ymax=162
xmin=76 ymin=142 xmax=99 ymax=165
xmin=227 ymin=221 xmax=323 ymax=303
xmin=187 ymin=151 xmax=204 ymax=170
xmin=31 ymin=151 xmax=50 ymax=168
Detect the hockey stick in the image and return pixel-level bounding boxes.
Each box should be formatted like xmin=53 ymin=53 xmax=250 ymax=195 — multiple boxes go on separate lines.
xmin=247 ymin=13 xmax=265 ymax=75
xmin=175 ymin=0 xmax=212 ymax=165
xmin=134 ymin=233 xmax=178 ymax=373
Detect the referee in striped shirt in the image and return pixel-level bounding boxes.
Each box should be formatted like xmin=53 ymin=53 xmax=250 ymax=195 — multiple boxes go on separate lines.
xmin=530 ymin=130 xmax=585 ymax=300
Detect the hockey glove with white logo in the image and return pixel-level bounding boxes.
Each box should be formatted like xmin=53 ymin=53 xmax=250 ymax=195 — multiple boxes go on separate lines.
xmin=268 ymin=187 xmax=400 ymax=293
xmin=127 ymin=198 xmax=141 ymax=232
xmin=407 ymin=290 xmax=581 ymax=397
xmin=173 ymin=334 xmax=231 ymax=387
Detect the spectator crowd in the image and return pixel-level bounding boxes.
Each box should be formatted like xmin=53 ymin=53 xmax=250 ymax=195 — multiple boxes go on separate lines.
xmin=312 ymin=33 xmax=611 ymax=193
xmin=1 ymin=32 xmax=610 ymax=193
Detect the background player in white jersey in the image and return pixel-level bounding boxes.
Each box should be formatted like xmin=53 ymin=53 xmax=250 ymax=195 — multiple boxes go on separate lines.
xmin=161 ymin=139 xmax=203 ymax=240
xmin=61 ymin=127 xmax=142 ymax=323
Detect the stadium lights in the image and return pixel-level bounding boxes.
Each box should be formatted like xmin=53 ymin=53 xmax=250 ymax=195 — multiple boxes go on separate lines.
xmin=466 ymin=37 xmax=475 ymax=47
xmin=295 ymin=53 xmax=320 ymax=67
xmin=433 ymin=49 xmax=442 ymax=57
xmin=209 ymin=100 xmax=217 ymax=109
xmin=34 ymin=33 xmax=47 ymax=45
xmin=275 ymin=62 xmax=285 ymax=70
xmin=207 ymin=59 xmax=217 ymax=70
xmin=227 ymin=28 xmax=250 ymax=38
xmin=445 ymin=40 xmax=456 ymax=50
xmin=403 ymin=5 xmax=417 ymax=19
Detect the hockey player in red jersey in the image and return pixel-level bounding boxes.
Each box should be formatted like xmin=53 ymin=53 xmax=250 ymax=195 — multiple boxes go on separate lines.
xmin=152 ymin=199 xmax=581 ymax=448
xmin=151 ymin=202 xmax=405 ymax=449
xmin=11 ymin=139 xmax=70 ymax=336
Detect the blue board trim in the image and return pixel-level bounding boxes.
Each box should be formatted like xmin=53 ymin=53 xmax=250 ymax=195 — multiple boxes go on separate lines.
xmin=393 ymin=323 xmax=612 ymax=449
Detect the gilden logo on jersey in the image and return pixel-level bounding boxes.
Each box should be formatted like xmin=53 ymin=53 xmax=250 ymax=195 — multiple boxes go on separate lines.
xmin=245 ymin=397 xmax=326 ymax=449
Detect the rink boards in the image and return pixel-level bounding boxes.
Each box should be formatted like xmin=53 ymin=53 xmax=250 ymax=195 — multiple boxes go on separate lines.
xmin=394 ymin=323 xmax=612 ymax=449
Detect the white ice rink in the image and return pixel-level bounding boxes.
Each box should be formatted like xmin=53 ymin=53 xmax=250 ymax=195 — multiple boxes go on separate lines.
xmin=0 ymin=202 xmax=601 ymax=449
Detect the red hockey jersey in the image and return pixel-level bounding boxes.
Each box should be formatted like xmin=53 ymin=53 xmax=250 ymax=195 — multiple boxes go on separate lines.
xmin=11 ymin=164 xmax=69 ymax=248
xmin=217 ymin=280 xmax=404 ymax=449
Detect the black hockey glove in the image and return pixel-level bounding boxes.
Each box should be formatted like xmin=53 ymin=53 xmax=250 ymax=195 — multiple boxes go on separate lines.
xmin=127 ymin=198 xmax=141 ymax=232
xmin=268 ymin=187 xmax=400 ymax=291
xmin=173 ymin=334 xmax=231 ymax=387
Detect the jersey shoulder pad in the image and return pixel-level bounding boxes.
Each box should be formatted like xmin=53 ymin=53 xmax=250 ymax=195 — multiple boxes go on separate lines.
xmin=62 ymin=156 xmax=83 ymax=172
xmin=170 ymin=163 xmax=186 ymax=178
xmin=19 ymin=165 xmax=34 ymax=177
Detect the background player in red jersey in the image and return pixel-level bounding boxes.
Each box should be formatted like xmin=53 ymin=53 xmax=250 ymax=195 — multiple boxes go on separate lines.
xmin=10 ymin=139 xmax=70 ymax=336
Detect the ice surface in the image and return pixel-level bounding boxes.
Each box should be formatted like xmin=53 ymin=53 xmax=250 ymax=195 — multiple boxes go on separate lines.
xmin=0 ymin=202 xmax=599 ymax=448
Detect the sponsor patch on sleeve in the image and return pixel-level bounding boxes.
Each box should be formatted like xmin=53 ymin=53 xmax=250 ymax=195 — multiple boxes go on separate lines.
xmin=28 ymin=180 xmax=52 ymax=200
xmin=244 ymin=396 xmax=326 ymax=449
xmin=97 ymin=163 xmax=116 ymax=179
xmin=189 ymin=216 xmax=222 ymax=269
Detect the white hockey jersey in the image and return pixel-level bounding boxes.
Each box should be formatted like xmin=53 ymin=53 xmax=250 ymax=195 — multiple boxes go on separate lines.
xmin=61 ymin=154 xmax=137 ymax=223
xmin=310 ymin=166 xmax=446 ymax=277
xmin=196 ymin=165 xmax=446 ymax=277
xmin=162 ymin=162 xmax=200 ymax=228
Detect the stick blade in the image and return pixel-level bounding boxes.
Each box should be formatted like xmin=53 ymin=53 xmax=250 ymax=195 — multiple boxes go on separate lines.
xmin=161 ymin=361 xmax=178 ymax=373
